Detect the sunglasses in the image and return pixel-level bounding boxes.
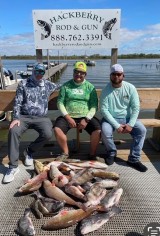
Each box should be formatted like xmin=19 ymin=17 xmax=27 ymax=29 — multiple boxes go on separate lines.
xmin=35 ymin=70 xmax=45 ymax=75
xmin=74 ymin=70 xmax=86 ymax=76
xmin=111 ymin=73 xmax=123 ymax=77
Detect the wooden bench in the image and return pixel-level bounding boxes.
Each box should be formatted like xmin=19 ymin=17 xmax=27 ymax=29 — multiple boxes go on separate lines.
xmin=0 ymin=88 xmax=160 ymax=151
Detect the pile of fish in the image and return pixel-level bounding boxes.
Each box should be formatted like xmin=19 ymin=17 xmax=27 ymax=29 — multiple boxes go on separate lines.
xmin=16 ymin=159 xmax=123 ymax=235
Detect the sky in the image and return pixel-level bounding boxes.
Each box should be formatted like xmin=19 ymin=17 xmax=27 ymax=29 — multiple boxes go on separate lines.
xmin=0 ymin=0 xmax=160 ymax=56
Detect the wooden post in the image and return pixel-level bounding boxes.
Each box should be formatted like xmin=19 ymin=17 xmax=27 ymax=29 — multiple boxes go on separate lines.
xmin=36 ymin=49 xmax=43 ymax=63
xmin=152 ymin=105 xmax=160 ymax=144
xmin=111 ymin=48 xmax=118 ymax=66
xmin=0 ymin=56 xmax=6 ymax=90
xmin=47 ymin=49 xmax=50 ymax=80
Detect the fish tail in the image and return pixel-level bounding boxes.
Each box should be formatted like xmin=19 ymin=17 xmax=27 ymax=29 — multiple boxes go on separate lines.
xmin=24 ymin=208 xmax=31 ymax=216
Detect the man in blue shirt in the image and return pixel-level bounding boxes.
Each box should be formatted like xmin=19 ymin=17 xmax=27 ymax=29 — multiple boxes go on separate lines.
xmin=100 ymin=64 xmax=147 ymax=172
xmin=3 ymin=63 xmax=59 ymax=183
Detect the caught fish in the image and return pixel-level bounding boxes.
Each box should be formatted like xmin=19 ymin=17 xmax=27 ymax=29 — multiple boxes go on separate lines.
xmin=49 ymin=164 xmax=69 ymax=187
xmin=94 ymin=177 xmax=118 ymax=188
xmin=30 ymin=198 xmax=65 ymax=219
xmin=42 ymin=206 xmax=97 ymax=230
xmin=69 ymin=160 xmax=108 ymax=169
xmin=99 ymin=188 xmax=123 ymax=211
xmin=91 ymin=169 xmax=120 ymax=180
xmin=34 ymin=160 xmax=49 ymax=174
xmin=69 ymin=168 xmax=93 ymax=185
xmin=80 ymin=206 xmax=122 ymax=235
xmin=46 ymin=160 xmax=83 ymax=170
xmin=43 ymin=180 xmax=84 ymax=209
xmin=85 ymin=182 xmax=107 ymax=207
xmin=81 ymin=182 xmax=93 ymax=192
xmin=18 ymin=171 xmax=48 ymax=193
xmin=65 ymin=184 xmax=87 ymax=201
xmin=16 ymin=208 xmax=35 ymax=236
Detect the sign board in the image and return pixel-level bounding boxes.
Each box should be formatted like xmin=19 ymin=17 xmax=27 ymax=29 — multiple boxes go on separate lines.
xmin=33 ymin=9 xmax=121 ymax=50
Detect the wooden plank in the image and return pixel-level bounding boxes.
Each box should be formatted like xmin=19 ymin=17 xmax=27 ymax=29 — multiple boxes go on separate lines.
xmin=139 ymin=118 xmax=160 ymax=127
xmin=1 ymin=88 xmax=160 ymax=111
xmin=96 ymin=88 xmax=160 ymax=109
xmin=0 ymin=90 xmax=59 ymax=111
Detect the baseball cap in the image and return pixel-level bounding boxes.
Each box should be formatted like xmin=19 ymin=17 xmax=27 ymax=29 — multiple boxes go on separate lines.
xmin=34 ymin=63 xmax=46 ymax=72
xmin=74 ymin=61 xmax=87 ymax=72
xmin=110 ymin=64 xmax=124 ymax=74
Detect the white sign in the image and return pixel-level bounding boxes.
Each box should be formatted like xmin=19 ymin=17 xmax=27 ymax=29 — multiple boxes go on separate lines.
xmin=32 ymin=9 xmax=121 ymax=49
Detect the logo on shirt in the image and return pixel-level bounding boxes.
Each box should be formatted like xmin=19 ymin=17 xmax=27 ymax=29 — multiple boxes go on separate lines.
xmin=72 ymin=89 xmax=84 ymax=95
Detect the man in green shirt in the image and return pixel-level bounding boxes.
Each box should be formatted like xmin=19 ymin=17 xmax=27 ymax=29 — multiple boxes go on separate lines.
xmin=54 ymin=61 xmax=101 ymax=160
xmin=100 ymin=64 xmax=147 ymax=172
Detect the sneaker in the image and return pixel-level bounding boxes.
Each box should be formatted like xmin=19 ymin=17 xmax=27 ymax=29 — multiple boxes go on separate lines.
xmin=127 ymin=161 xmax=148 ymax=172
xmin=88 ymin=155 xmax=104 ymax=162
xmin=105 ymin=155 xmax=116 ymax=165
xmin=3 ymin=167 xmax=20 ymax=183
xmin=56 ymin=153 xmax=69 ymax=161
xmin=24 ymin=149 xmax=33 ymax=166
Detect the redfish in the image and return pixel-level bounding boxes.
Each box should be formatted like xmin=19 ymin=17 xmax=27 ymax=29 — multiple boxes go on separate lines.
xmin=18 ymin=171 xmax=48 ymax=193
xmin=69 ymin=160 xmax=108 ymax=169
xmin=91 ymin=169 xmax=120 ymax=180
xmin=49 ymin=164 xmax=69 ymax=187
xmin=42 ymin=206 xmax=97 ymax=230
xmin=43 ymin=180 xmax=84 ymax=209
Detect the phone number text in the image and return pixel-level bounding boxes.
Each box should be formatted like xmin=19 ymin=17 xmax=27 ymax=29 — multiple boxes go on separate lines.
xmin=51 ymin=34 xmax=103 ymax=41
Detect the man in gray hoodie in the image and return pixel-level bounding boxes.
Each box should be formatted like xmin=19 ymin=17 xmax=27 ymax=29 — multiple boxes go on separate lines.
xmin=3 ymin=63 xmax=59 ymax=183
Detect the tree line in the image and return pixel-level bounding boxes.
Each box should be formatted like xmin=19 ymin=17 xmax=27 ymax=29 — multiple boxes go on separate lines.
xmin=2 ymin=53 xmax=160 ymax=60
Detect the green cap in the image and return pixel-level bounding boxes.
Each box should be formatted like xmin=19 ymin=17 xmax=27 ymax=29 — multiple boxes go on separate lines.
xmin=74 ymin=61 xmax=87 ymax=72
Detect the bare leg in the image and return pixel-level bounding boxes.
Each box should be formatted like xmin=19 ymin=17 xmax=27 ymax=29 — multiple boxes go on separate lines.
xmin=54 ymin=127 xmax=69 ymax=154
xmin=89 ymin=130 xmax=101 ymax=156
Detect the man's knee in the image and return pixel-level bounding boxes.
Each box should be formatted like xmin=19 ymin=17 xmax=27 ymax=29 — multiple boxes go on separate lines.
xmin=140 ymin=125 xmax=147 ymax=136
xmin=9 ymin=125 xmax=22 ymax=136
xmin=54 ymin=127 xmax=63 ymax=135
xmin=135 ymin=121 xmax=147 ymax=136
xmin=42 ymin=129 xmax=53 ymax=140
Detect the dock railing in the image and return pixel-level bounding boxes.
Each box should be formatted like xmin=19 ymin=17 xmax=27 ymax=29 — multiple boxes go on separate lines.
xmin=1 ymin=88 xmax=160 ymax=151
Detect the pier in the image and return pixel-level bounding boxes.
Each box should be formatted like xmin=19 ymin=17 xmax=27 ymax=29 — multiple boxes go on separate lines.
xmin=0 ymin=88 xmax=160 ymax=235
xmin=5 ymin=63 xmax=67 ymax=90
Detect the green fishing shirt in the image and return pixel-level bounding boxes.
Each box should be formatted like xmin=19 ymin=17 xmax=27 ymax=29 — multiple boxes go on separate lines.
xmin=57 ymin=79 xmax=98 ymax=119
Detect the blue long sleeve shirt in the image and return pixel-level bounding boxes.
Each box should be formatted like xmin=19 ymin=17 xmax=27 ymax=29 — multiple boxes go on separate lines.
xmin=100 ymin=81 xmax=140 ymax=129
xmin=13 ymin=76 xmax=59 ymax=120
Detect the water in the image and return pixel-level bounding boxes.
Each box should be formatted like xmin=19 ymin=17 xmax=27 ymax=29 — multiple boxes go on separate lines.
xmin=2 ymin=58 xmax=160 ymax=89
xmin=1 ymin=58 xmax=160 ymax=141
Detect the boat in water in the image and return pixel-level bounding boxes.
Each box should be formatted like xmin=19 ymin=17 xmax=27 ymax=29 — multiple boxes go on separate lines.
xmin=17 ymin=61 xmax=56 ymax=79
xmin=84 ymin=59 xmax=96 ymax=66
xmin=0 ymin=67 xmax=21 ymax=88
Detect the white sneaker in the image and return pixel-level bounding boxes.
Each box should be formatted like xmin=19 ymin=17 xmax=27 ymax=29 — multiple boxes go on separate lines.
xmin=3 ymin=167 xmax=20 ymax=183
xmin=24 ymin=149 xmax=33 ymax=166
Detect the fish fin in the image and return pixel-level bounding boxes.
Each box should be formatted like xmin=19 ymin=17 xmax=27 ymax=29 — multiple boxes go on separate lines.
xmin=41 ymin=34 xmax=45 ymax=40
xmin=111 ymin=205 xmax=122 ymax=214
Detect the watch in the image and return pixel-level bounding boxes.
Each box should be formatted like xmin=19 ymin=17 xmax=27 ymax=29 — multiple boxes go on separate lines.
xmin=84 ymin=117 xmax=90 ymax=123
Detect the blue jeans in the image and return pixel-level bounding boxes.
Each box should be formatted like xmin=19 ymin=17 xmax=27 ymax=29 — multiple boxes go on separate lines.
xmin=101 ymin=118 xmax=147 ymax=162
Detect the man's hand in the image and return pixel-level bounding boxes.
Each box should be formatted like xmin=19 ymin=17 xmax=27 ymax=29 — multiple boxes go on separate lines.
xmin=77 ymin=119 xmax=87 ymax=130
xmin=117 ymin=124 xmax=125 ymax=133
xmin=9 ymin=120 xmax=20 ymax=129
xmin=65 ymin=115 xmax=77 ymax=128
xmin=122 ymin=124 xmax=133 ymax=133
